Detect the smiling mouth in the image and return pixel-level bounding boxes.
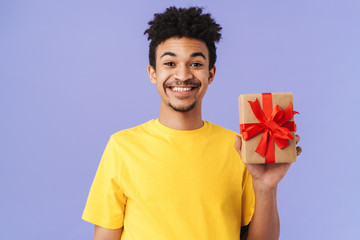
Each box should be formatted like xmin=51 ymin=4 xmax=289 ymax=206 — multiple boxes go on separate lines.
xmin=164 ymin=81 xmax=201 ymax=92
xmin=169 ymin=86 xmax=198 ymax=92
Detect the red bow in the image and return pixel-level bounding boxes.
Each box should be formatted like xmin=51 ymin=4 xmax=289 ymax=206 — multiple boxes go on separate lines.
xmin=240 ymin=93 xmax=299 ymax=163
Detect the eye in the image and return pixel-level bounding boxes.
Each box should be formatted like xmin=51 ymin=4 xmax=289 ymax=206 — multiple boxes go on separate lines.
xmin=191 ymin=62 xmax=203 ymax=67
xmin=164 ymin=62 xmax=175 ymax=66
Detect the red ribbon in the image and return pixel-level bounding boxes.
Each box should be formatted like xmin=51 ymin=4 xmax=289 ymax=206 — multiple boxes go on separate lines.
xmin=240 ymin=93 xmax=299 ymax=163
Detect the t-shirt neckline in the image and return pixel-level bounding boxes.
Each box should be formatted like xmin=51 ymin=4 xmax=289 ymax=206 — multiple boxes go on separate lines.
xmin=152 ymin=118 xmax=209 ymax=136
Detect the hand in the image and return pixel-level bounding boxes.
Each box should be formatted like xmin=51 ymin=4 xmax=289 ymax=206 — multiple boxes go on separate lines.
xmin=234 ymin=134 xmax=302 ymax=190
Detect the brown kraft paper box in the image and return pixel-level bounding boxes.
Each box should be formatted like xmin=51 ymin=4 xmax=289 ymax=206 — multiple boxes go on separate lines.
xmin=238 ymin=92 xmax=297 ymax=164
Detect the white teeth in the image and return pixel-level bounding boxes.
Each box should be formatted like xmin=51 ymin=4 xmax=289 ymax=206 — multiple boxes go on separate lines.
xmin=172 ymin=87 xmax=192 ymax=92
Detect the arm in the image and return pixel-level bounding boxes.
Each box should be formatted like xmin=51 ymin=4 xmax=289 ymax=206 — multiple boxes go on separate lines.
xmin=244 ymin=177 xmax=281 ymax=240
xmin=235 ymin=135 xmax=302 ymax=240
xmin=94 ymin=225 xmax=123 ymax=240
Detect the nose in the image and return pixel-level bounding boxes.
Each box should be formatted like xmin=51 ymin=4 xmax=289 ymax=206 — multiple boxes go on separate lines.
xmin=174 ymin=64 xmax=193 ymax=81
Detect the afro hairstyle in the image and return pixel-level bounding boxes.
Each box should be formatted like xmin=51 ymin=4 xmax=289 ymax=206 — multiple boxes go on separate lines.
xmin=144 ymin=6 xmax=222 ymax=70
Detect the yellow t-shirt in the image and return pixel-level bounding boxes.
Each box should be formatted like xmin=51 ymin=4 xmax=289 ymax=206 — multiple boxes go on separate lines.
xmin=82 ymin=119 xmax=254 ymax=240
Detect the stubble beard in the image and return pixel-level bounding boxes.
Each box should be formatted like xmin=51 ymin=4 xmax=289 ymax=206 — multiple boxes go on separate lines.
xmin=169 ymin=101 xmax=196 ymax=112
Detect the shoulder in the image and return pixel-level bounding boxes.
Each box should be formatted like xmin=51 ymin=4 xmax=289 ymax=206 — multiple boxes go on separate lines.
xmin=205 ymin=121 xmax=238 ymax=138
xmin=111 ymin=120 xmax=154 ymax=142
xmin=203 ymin=121 xmax=239 ymax=149
xmin=100 ymin=120 xmax=155 ymax=160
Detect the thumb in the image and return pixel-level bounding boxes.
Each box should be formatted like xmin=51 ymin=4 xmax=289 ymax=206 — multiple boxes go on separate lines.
xmin=234 ymin=135 xmax=242 ymax=155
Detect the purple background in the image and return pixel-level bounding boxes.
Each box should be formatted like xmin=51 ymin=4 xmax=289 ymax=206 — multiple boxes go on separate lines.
xmin=1 ymin=0 xmax=359 ymax=239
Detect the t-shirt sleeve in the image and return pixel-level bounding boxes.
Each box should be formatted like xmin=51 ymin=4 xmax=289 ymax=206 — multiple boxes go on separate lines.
xmin=82 ymin=136 xmax=127 ymax=229
xmin=241 ymin=167 xmax=255 ymax=226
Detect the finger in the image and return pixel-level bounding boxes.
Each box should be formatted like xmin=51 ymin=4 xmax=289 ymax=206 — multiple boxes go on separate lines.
xmin=295 ymin=134 xmax=300 ymax=144
xmin=296 ymin=146 xmax=302 ymax=156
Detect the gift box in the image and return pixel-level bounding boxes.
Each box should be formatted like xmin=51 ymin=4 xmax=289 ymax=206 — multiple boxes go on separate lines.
xmin=238 ymin=92 xmax=299 ymax=164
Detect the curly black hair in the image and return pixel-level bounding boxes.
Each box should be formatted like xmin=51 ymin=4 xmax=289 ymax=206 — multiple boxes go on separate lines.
xmin=144 ymin=6 xmax=222 ymax=70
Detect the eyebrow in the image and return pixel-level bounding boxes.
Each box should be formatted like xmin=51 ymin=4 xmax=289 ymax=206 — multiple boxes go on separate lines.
xmin=160 ymin=52 xmax=176 ymax=58
xmin=191 ymin=52 xmax=206 ymax=59
xmin=160 ymin=51 xmax=206 ymax=60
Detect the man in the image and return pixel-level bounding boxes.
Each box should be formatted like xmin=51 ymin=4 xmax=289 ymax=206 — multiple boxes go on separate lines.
xmin=82 ymin=6 xmax=302 ymax=240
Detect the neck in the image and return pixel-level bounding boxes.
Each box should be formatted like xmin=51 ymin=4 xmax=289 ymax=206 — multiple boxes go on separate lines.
xmin=158 ymin=103 xmax=204 ymax=130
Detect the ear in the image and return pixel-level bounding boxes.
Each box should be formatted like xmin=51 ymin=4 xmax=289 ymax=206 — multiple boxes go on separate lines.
xmin=208 ymin=65 xmax=216 ymax=85
xmin=148 ymin=65 xmax=157 ymax=84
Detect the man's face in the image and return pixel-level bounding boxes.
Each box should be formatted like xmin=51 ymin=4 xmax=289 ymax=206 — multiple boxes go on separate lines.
xmin=148 ymin=37 xmax=216 ymax=113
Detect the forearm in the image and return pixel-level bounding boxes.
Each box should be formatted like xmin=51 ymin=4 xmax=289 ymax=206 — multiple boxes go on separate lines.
xmin=94 ymin=225 xmax=123 ymax=240
xmin=245 ymin=181 xmax=280 ymax=240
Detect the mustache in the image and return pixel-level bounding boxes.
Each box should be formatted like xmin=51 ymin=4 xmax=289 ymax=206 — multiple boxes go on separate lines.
xmin=164 ymin=80 xmax=201 ymax=87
